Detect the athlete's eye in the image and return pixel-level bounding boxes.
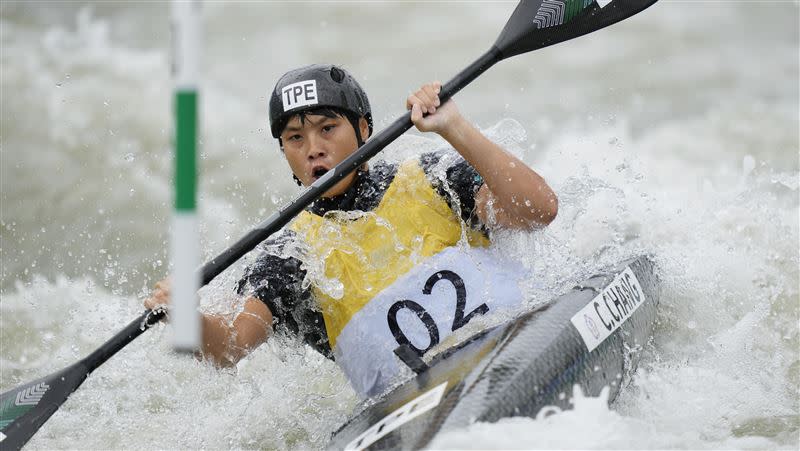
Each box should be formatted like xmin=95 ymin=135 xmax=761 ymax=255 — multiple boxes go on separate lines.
xmin=286 ymin=134 xmax=302 ymax=142
xmin=322 ymin=124 xmax=336 ymax=133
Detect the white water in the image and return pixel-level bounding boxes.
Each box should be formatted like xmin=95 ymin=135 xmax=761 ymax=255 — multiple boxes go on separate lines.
xmin=1 ymin=2 xmax=798 ymax=449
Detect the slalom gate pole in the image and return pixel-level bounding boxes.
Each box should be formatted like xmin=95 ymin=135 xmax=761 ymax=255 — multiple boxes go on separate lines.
xmin=170 ymin=0 xmax=201 ymax=352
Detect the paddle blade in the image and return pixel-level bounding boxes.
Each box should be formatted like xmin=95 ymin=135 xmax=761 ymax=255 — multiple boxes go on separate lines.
xmin=495 ymin=0 xmax=658 ymax=59
xmin=0 ymin=363 xmax=89 ymax=451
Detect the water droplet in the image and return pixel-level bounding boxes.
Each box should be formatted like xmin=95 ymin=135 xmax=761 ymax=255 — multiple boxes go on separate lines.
xmin=124 ymin=153 xmax=135 ymax=162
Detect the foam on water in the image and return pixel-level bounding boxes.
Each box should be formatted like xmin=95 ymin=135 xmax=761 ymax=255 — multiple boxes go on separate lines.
xmin=431 ymin=385 xmax=782 ymax=450
xmin=1 ymin=274 xmax=357 ymax=449
xmin=2 ymin=2 xmax=798 ymax=450
xmin=433 ymin=114 xmax=800 ymax=449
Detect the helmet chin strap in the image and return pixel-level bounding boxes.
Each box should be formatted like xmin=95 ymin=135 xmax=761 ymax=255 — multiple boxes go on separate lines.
xmin=349 ymin=117 xmax=366 ymax=148
xmin=350 ymin=118 xmax=370 ymax=174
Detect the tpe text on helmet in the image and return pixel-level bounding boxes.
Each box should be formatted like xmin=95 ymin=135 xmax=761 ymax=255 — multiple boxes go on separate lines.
xmin=282 ymin=80 xmax=318 ymax=112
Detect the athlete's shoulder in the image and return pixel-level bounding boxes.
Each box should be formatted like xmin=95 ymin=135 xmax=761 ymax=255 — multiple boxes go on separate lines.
xmin=418 ymin=149 xmax=475 ymax=177
xmin=415 ymin=149 xmax=485 ymax=230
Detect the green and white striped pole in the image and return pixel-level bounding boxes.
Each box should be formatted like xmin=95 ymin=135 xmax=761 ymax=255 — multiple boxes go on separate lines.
xmin=170 ymin=0 xmax=201 ymax=352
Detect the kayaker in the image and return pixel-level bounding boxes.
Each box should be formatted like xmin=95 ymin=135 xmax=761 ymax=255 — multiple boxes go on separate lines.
xmin=146 ymin=64 xmax=558 ymax=396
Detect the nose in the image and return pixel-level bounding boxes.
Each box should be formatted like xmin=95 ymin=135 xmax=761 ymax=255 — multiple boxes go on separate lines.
xmin=307 ymin=148 xmax=325 ymax=160
xmin=306 ymin=134 xmax=326 ymax=160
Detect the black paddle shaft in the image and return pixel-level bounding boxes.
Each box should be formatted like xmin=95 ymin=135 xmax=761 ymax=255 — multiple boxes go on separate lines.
xmin=80 ymin=310 xmax=167 ymax=373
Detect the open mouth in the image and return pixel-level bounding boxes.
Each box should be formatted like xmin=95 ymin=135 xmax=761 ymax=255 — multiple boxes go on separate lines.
xmin=312 ymin=166 xmax=329 ymax=179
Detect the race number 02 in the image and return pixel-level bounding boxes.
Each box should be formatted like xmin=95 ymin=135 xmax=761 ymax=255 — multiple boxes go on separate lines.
xmin=387 ymin=300 xmax=439 ymax=354
xmin=386 ymin=270 xmax=489 ymax=355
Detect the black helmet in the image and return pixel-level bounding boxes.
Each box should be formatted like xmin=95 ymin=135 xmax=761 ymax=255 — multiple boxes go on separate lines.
xmin=268 ymin=64 xmax=373 ymax=141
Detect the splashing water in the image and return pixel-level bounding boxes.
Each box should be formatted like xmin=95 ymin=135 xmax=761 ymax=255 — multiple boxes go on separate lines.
xmin=1 ymin=2 xmax=797 ymax=450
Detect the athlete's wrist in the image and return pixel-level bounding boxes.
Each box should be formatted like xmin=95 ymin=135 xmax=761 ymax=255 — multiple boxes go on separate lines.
xmin=439 ymin=115 xmax=473 ymax=148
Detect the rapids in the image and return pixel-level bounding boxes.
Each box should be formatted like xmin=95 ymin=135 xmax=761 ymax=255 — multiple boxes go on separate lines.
xmin=1 ymin=2 xmax=797 ymax=449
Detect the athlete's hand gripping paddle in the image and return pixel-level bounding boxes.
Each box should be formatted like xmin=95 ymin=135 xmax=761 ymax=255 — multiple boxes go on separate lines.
xmin=0 ymin=1 xmax=658 ymax=449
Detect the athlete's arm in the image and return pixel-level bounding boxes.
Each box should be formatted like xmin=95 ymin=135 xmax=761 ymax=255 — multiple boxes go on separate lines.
xmin=407 ymin=82 xmax=558 ymax=229
xmin=144 ymin=279 xmax=273 ymax=367
xmin=197 ymin=296 xmax=272 ymax=367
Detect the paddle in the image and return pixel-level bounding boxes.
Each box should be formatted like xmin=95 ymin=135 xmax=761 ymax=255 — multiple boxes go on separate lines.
xmin=0 ymin=1 xmax=658 ymax=449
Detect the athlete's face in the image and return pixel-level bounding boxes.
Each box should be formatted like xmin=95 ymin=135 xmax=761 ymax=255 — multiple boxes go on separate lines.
xmin=280 ymin=113 xmax=369 ymax=198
